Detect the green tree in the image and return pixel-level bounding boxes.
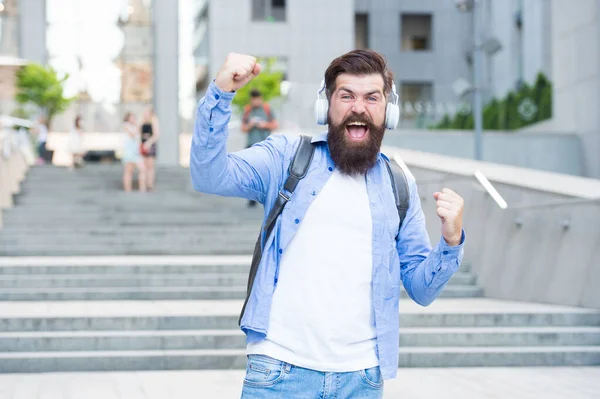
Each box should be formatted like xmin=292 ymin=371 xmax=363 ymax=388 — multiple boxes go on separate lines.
xmin=14 ymin=63 xmax=76 ymax=128
xmin=231 ymin=58 xmax=283 ymax=112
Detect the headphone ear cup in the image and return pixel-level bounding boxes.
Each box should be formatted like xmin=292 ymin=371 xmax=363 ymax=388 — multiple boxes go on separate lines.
xmin=314 ymin=98 xmax=329 ymax=125
xmin=385 ymin=103 xmax=400 ymax=130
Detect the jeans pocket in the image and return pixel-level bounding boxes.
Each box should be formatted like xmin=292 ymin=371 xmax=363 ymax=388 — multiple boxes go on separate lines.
xmin=243 ymin=355 xmax=287 ymax=387
xmin=360 ymin=366 xmax=384 ymax=389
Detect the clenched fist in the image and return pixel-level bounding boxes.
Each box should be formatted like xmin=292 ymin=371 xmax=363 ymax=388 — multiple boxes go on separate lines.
xmin=433 ymin=188 xmax=464 ymax=246
xmin=215 ymin=53 xmax=261 ymax=93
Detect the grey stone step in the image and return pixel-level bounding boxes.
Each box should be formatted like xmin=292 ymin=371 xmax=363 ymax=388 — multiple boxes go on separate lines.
xmin=0 ymin=264 xmax=252 ymax=275
xmin=1 ymin=327 xmax=599 ymax=353
xmin=0 ymin=273 xmax=251 ymax=288
xmin=0 ymin=227 xmax=261 ymax=237
xmin=0 ymin=272 xmax=476 ymax=288
xmin=0 ymin=234 xmax=260 ymax=244
xmin=0 ymin=285 xmax=484 ymax=301
xmin=0 ymin=346 xmax=598 ymax=373
xmin=2 ymin=311 xmax=598 ymax=333
xmin=0 ymin=262 xmax=471 ymax=275
xmin=0 ymin=246 xmax=257 ymax=256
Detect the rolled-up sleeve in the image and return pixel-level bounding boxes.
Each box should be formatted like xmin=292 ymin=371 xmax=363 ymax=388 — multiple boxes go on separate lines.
xmin=397 ymin=176 xmax=465 ymax=306
xmin=190 ymin=81 xmax=289 ymax=203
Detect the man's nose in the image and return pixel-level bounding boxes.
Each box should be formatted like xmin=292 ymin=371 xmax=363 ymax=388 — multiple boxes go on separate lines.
xmin=351 ymin=98 xmax=367 ymax=114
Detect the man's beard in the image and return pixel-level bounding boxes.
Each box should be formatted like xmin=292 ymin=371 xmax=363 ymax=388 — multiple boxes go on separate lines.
xmin=327 ymin=113 xmax=385 ymax=176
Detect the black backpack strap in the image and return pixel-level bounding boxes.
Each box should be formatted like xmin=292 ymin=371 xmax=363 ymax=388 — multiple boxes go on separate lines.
xmin=384 ymin=157 xmax=410 ymax=240
xmin=239 ymin=135 xmax=315 ymax=326
xmin=262 ymin=135 xmax=314 ymax=239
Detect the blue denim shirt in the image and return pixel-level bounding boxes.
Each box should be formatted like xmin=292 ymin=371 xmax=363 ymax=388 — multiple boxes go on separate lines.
xmin=190 ymin=82 xmax=465 ymax=380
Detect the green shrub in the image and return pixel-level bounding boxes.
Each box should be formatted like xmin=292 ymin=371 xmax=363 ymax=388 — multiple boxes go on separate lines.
xmin=434 ymin=72 xmax=552 ymax=131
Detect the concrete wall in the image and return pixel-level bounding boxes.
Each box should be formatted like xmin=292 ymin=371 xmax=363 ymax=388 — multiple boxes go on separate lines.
xmin=208 ymin=0 xmax=353 ymax=129
xmin=388 ymin=147 xmax=600 ymax=309
xmin=18 ymin=0 xmax=46 ymax=64
xmin=382 ymin=129 xmax=584 ymax=176
xmin=153 ymin=0 xmax=179 ymax=165
xmin=550 ymin=0 xmax=600 ymax=178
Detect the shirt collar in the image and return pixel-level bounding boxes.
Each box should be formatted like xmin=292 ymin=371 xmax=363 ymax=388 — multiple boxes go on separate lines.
xmin=311 ymin=132 xmax=328 ymax=143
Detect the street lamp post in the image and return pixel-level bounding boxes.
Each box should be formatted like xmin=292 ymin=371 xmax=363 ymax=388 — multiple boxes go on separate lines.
xmin=472 ymin=1 xmax=483 ymax=161
xmin=456 ymin=0 xmax=484 ymax=161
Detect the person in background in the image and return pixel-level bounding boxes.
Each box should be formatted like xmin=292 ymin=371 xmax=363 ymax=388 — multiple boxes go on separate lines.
xmin=241 ymin=89 xmax=278 ymax=148
xmin=140 ymin=107 xmax=160 ymax=190
xmin=241 ymin=89 xmax=278 ymax=207
xmin=122 ymin=112 xmax=146 ymax=192
xmin=34 ymin=116 xmax=49 ymax=165
xmin=68 ymin=115 xmax=86 ymax=169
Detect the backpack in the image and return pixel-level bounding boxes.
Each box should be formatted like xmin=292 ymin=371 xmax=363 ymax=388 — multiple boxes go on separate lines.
xmin=239 ymin=135 xmax=410 ymax=325
xmin=243 ymin=103 xmax=272 ymax=127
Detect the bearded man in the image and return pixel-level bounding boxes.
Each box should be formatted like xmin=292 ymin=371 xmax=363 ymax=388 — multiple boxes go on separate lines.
xmin=190 ymin=49 xmax=466 ymax=399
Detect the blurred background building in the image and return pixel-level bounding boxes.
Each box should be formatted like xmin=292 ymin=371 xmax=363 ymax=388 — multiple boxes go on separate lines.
xmin=0 ymin=0 xmax=599 ymax=177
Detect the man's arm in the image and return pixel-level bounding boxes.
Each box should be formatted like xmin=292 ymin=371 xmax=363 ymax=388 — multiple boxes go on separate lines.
xmin=190 ymin=54 xmax=289 ymax=203
xmin=397 ymin=177 xmax=465 ymax=306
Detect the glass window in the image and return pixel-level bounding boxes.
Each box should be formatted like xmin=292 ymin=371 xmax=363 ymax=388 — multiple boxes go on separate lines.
xmin=400 ymin=81 xmax=433 ymax=121
xmin=401 ymin=13 xmax=432 ymax=51
xmin=355 ymin=13 xmax=369 ymax=49
xmin=252 ymin=0 xmax=285 ymax=22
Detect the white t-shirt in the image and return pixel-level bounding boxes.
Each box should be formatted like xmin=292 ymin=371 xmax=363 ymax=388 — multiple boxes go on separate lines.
xmin=247 ymin=170 xmax=378 ymax=372
xmin=37 ymin=124 xmax=48 ymax=143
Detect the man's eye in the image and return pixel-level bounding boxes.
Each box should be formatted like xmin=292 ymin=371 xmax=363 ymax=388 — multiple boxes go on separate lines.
xmin=341 ymin=95 xmax=352 ymax=99
xmin=368 ymin=97 xmax=378 ymax=102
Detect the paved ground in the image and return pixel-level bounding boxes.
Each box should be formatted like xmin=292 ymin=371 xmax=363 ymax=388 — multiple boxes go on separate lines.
xmin=0 ymin=367 xmax=599 ymax=398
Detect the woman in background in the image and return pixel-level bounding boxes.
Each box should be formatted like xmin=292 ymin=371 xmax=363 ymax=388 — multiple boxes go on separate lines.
xmin=122 ymin=112 xmax=146 ymax=192
xmin=140 ymin=107 xmax=160 ymax=190
xmin=34 ymin=116 xmax=49 ymax=165
xmin=68 ymin=115 xmax=86 ymax=169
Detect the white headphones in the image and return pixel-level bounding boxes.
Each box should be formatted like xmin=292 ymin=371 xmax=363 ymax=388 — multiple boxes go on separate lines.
xmin=314 ymin=79 xmax=400 ymax=130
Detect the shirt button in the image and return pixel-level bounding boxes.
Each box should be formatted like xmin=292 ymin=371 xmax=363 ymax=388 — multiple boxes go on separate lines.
xmin=443 ymin=251 xmax=449 ymax=255
xmin=278 ymin=249 xmax=283 ymax=254
xmin=215 ymin=94 xmax=220 ymax=100
xmin=294 ymin=219 xmax=300 ymax=224
xmin=311 ymin=191 xmax=316 ymax=196
xmin=209 ymin=127 xmax=214 ymax=132
xmin=328 ymin=167 xmax=333 ymax=172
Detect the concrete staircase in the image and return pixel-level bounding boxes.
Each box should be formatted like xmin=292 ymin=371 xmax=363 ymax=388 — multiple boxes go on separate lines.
xmin=0 ymin=165 xmax=263 ymax=256
xmin=0 ymin=261 xmax=482 ymax=301
xmin=0 ymin=295 xmax=598 ymax=373
xmin=0 ymin=164 xmax=598 ymax=373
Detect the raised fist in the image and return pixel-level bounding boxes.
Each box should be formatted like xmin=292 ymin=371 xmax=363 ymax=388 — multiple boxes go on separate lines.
xmin=214 ymin=53 xmax=261 ymax=93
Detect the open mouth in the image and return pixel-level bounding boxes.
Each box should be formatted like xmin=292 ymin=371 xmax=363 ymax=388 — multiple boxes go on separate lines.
xmin=345 ymin=121 xmax=369 ymax=141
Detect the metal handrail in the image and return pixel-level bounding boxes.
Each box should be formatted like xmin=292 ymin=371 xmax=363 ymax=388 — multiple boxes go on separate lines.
xmin=393 ymin=154 xmax=509 ymax=210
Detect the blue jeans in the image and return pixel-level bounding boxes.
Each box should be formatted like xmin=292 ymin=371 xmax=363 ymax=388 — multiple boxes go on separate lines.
xmin=240 ymin=355 xmax=384 ymax=399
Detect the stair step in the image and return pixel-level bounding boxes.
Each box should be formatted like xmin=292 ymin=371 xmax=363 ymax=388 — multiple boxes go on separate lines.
xmin=1 ymin=327 xmax=598 ymax=352
xmin=1 ymin=311 xmax=598 ymax=332
xmin=0 ymin=273 xmax=478 ymax=288
xmin=0 ymin=346 xmax=598 ymax=373
xmin=0 ymin=285 xmax=483 ymax=301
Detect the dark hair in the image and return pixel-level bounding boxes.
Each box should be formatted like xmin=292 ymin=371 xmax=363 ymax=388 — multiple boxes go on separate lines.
xmin=324 ymin=49 xmax=394 ymax=101
xmin=74 ymin=115 xmax=83 ymax=129
xmin=249 ymin=89 xmax=261 ymax=98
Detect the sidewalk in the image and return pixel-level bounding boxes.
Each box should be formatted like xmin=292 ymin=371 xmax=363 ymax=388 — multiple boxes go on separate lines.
xmin=1 ymin=367 xmax=599 ymax=398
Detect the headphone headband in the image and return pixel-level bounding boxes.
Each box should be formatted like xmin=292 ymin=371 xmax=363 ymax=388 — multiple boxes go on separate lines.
xmin=314 ymin=77 xmax=400 ymax=129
